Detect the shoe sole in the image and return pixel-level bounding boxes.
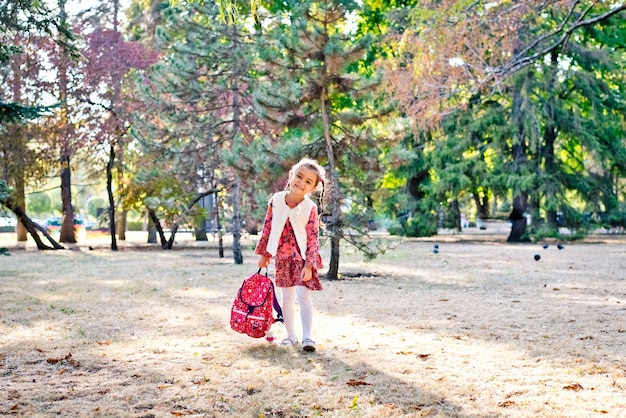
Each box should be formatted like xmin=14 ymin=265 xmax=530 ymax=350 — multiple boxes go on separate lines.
xmin=302 ymin=345 xmax=316 ymax=352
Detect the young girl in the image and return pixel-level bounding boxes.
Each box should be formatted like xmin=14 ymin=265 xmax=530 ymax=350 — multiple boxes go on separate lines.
xmin=256 ymin=158 xmax=326 ymax=352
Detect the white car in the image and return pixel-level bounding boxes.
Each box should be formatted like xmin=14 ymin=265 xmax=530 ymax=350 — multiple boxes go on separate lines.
xmin=0 ymin=216 xmax=17 ymax=227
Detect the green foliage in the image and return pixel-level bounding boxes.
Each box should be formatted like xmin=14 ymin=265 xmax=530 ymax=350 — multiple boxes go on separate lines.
xmin=26 ymin=192 xmax=52 ymax=217
xmin=0 ymin=180 xmax=12 ymax=202
xmin=0 ymin=102 xmax=57 ymax=124
xmin=0 ymin=0 xmax=78 ymax=124
xmin=252 ymin=0 xmax=395 ymax=265
xmin=387 ymin=212 xmax=437 ymax=238
xmin=87 ymin=197 xmax=107 ymax=219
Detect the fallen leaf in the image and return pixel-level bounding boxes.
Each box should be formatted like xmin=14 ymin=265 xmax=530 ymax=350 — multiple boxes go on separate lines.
xmin=47 ymin=353 xmax=73 ymax=364
xmin=417 ymin=354 xmax=431 ymax=360
xmin=347 ymin=379 xmax=371 ymax=386
xmin=10 ymin=404 xmax=18 ymax=411
xmin=498 ymin=401 xmax=516 ymax=407
xmin=563 ymin=383 xmax=584 ymax=391
xmin=349 ymin=395 xmax=359 ymax=410
xmin=96 ymin=340 xmax=111 ymax=345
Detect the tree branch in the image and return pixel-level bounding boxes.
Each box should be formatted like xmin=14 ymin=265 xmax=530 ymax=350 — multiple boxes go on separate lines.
xmin=494 ymin=4 xmax=626 ymax=79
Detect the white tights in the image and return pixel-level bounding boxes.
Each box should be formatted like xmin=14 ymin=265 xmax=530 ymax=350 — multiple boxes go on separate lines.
xmin=281 ymin=286 xmax=313 ymax=342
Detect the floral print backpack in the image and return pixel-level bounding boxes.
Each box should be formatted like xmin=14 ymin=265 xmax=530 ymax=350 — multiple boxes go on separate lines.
xmin=230 ymin=269 xmax=283 ymax=340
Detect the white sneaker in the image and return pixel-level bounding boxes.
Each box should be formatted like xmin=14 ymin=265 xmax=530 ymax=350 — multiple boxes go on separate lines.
xmin=302 ymin=339 xmax=316 ymax=352
xmin=279 ymin=337 xmax=298 ymax=346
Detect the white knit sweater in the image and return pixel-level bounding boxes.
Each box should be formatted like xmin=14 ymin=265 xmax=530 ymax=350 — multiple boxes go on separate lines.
xmin=266 ymin=190 xmax=316 ymax=260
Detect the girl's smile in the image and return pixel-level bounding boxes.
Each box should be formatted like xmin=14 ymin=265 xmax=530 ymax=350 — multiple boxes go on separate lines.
xmin=287 ymin=166 xmax=318 ymax=202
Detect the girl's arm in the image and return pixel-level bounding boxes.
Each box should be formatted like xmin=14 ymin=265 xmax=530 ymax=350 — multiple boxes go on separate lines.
xmin=304 ymin=207 xmax=323 ymax=270
xmin=255 ymin=200 xmax=274 ymax=266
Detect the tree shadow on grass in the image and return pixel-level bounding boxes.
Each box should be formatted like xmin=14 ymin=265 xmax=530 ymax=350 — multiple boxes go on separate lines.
xmin=241 ymin=344 xmax=488 ymax=418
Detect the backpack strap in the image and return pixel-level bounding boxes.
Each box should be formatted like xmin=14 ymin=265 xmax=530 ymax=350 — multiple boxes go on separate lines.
xmin=258 ymin=268 xmax=284 ymax=324
xmin=271 ymin=283 xmax=284 ymax=323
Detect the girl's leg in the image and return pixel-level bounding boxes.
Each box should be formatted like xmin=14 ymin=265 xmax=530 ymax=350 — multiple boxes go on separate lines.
xmin=281 ymin=286 xmax=298 ymax=342
xmin=296 ymin=285 xmax=313 ymax=341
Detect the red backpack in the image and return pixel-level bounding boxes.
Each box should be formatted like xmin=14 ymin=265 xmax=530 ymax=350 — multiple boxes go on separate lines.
xmin=230 ymin=269 xmax=283 ymax=340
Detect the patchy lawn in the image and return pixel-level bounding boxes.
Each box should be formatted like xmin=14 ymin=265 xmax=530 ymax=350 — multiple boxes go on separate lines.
xmin=1 ymin=235 xmax=625 ymax=417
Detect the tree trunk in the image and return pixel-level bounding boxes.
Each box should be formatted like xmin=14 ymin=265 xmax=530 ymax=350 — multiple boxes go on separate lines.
xmin=146 ymin=208 xmax=179 ymax=249
xmin=472 ymin=190 xmax=490 ymax=220
xmin=544 ymin=51 xmax=559 ymax=230
xmin=112 ymin=0 xmax=127 ymax=242
xmin=107 ymin=144 xmax=118 ymax=251
xmin=15 ymin=173 xmax=27 ymax=241
xmin=166 ymin=224 xmax=178 ymax=249
xmin=320 ymin=87 xmax=341 ymax=280
xmin=229 ymin=25 xmax=244 ymax=265
xmin=451 ymin=199 xmax=461 ymax=233
xmin=1 ymin=191 xmax=64 ymax=250
xmin=10 ymin=51 xmax=28 ymax=243
xmin=57 ymin=0 xmax=75 ymax=244
xmin=147 ymin=208 xmax=167 ymax=246
xmin=147 ymin=215 xmax=157 ymax=243
xmin=231 ymin=175 xmax=243 ymax=264
xmin=216 ymin=193 xmax=224 ymax=258
xmin=116 ymin=210 xmax=127 ymax=241
xmin=59 ymin=154 xmax=76 ymax=243
xmin=195 ymin=221 xmax=208 ymax=241
xmin=508 ymin=71 xmax=530 ymax=242
xmin=507 ymin=193 xmax=531 ymax=242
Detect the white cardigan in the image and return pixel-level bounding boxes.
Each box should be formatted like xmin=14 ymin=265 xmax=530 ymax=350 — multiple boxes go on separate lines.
xmin=266 ymin=191 xmax=316 ymax=260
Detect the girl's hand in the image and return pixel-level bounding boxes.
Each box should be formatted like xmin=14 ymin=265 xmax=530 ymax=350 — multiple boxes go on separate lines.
xmin=301 ymin=266 xmax=312 ymax=282
xmin=258 ymin=255 xmax=270 ymax=268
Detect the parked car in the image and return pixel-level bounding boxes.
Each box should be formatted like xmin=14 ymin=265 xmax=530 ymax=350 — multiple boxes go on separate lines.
xmin=0 ymin=216 xmax=17 ymax=233
xmin=46 ymin=216 xmax=85 ymax=231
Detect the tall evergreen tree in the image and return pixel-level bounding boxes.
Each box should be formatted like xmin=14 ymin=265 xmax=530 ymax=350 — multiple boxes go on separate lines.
xmin=254 ymin=0 xmax=391 ymax=278
xmin=383 ymin=0 xmax=626 ymax=241
xmin=130 ymin=1 xmax=258 ymax=261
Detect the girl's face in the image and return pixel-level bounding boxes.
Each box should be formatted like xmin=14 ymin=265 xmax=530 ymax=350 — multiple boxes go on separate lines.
xmin=289 ymin=166 xmax=318 ymax=197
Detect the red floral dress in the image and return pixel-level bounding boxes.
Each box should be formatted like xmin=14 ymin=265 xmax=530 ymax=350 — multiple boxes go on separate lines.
xmin=255 ymin=196 xmax=323 ymax=291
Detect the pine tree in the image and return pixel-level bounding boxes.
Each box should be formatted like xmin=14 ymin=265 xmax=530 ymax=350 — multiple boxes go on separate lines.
xmin=254 ymin=0 xmax=391 ymax=278
xmin=130 ymin=1 xmax=259 ymax=261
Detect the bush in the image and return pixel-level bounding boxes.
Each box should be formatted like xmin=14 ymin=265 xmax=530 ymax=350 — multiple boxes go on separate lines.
xmin=127 ymin=220 xmax=144 ymax=231
xmin=386 ymin=214 xmax=437 ymax=237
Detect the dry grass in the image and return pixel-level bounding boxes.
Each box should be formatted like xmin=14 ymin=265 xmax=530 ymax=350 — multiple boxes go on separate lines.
xmin=1 ymin=234 xmax=626 ymax=417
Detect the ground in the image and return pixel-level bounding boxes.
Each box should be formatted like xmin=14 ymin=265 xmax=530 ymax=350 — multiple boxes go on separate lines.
xmin=0 ymin=231 xmax=625 ymax=417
